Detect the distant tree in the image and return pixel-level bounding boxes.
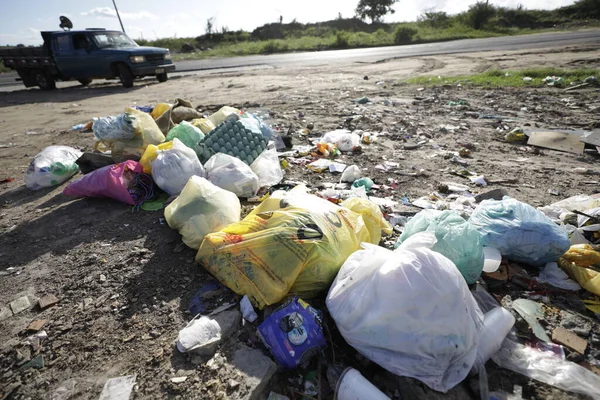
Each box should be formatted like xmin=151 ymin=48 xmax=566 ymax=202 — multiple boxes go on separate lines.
xmin=337 ymin=12 xmax=343 ymax=20
xmin=279 ymin=15 xmax=283 ymax=24
xmin=355 ymin=0 xmax=398 ymax=23
xmin=205 ymin=17 xmax=214 ymax=35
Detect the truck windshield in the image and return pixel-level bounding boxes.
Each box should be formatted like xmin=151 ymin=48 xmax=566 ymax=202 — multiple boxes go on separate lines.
xmin=91 ymin=32 xmax=137 ymax=49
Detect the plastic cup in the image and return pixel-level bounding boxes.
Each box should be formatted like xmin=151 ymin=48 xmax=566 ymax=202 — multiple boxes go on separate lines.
xmin=475 ymin=307 xmax=515 ymax=369
xmin=483 ymin=247 xmax=502 ymax=273
xmin=334 ymin=367 xmax=390 ymax=400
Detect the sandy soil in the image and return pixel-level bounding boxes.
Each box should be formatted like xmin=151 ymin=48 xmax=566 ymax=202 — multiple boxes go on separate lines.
xmin=1 ymin=44 xmax=599 ymax=399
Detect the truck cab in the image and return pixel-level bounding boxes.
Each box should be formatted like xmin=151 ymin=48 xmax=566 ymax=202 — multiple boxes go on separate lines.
xmin=0 ymin=29 xmax=176 ymax=89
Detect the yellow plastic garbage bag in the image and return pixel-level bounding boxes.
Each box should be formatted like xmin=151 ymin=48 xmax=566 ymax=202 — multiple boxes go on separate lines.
xmin=196 ymin=186 xmax=392 ymax=309
xmin=208 ymin=106 xmax=240 ymax=126
xmin=559 ymin=244 xmax=600 ymax=296
xmin=165 ymin=176 xmax=241 ymax=249
xmin=190 ymin=118 xmax=216 ymax=134
xmin=151 ymin=103 xmax=172 ymax=120
xmin=139 ymin=141 xmax=174 ymax=174
xmin=125 ymin=107 xmax=165 ymax=145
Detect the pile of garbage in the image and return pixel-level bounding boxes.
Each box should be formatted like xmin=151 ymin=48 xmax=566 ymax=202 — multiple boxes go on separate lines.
xmin=23 ymin=99 xmax=600 ymax=400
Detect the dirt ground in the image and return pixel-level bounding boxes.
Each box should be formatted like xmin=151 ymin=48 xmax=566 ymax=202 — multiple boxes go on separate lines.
xmin=1 ymin=44 xmax=600 ymax=400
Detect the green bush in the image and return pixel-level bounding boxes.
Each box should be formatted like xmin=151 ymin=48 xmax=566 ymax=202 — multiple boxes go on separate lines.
xmin=334 ymin=31 xmax=350 ymax=48
xmin=394 ymin=26 xmax=418 ymax=44
xmin=463 ymin=1 xmax=497 ymax=29
xmin=261 ymin=40 xmax=289 ymax=54
xmin=419 ymin=11 xmax=451 ymax=28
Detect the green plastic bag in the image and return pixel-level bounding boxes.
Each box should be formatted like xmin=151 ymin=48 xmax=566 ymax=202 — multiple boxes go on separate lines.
xmin=166 ymin=121 xmax=205 ymax=150
xmin=396 ymin=210 xmax=484 ymax=284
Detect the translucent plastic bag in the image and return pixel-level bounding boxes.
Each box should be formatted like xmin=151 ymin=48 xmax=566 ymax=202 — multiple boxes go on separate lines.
xmin=125 ymin=107 xmax=165 ymax=145
xmin=205 ymin=153 xmax=259 ymax=198
xmin=190 ymin=118 xmax=216 ymax=134
xmin=151 ymin=139 xmax=206 ymax=195
xmin=196 ymin=186 xmax=392 ymax=308
xmin=208 ymin=106 xmax=240 ymax=126
xmin=166 ymin=121 xmax=205 ymax=150
xmin=250 ymin=148 xmax=283 ymax=188
xmin=165 ymin=176 xmax=241 ymax=249
xmin=326 ymin=232 xmax=483 ymax=393
xmin=139 ymin=141 xmax=173 ymax=174
xmin=320 ymin=130 xmax=361 ymax=152
xmin=25 ymin=146 xmax=83 ymax=190
xmin=469 ymin=197 xmax=570 ymax=266
xmin=92 ymin=114 xmax=137 ymax=141
xmin=397 ymin=210 xmax=484 ymax=284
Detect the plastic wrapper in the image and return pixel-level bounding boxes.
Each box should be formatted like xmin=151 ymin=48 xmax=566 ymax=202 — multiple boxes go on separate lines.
xmin=205 ymin=153 xmax=259 ymax=198
xmin=164 ymin=176 xmax=241 ymax=249
xmin=166 ymin=121 xmax=205 ymax=150
xmin=63 ymin=160 xmax=153 ymax=205
xmin=196 ymin=186 xmax=392 ymax=309
xmin=151 ymin=138 xmax=206 ymax=195
xmin=492 ymin=338 xmax=600 ymax=399
xmin=469 ymin=197 xmax=570 ymax=266
xmin=250 ymin=148 xmax=284 ymax=188
xmin=326 ymin=232 xmax=483 ymax=393
xmin=397 ymin=210 xmax=484 ymax=284
xmin=258 ymin=297 xmax=326 ymax=368
xmin=25 ymin=146 xmax=83 ymax=190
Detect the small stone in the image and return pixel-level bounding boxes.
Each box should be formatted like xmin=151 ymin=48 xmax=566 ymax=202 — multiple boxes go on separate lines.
xmin=27 ymin=320 xmax=47 ymax=332
xmin=83 ymin=298 xmax=94 ymax=310
xmin=0 ymin=306 xmax=13 ymax=321
xmin=229 ymin=346 xmax=276 ymax=400
xmin=171 ymin=376 xmax=188 ymax=383
xmin=229 ymin=379 xmax=240 ymax=390
xmin=10 ymin=296 xmax=32 ymax=315
xmin=38 ymin=294 xmax=60 ymax=310
xmin=99 ymin=274 xmax=107 ymax=283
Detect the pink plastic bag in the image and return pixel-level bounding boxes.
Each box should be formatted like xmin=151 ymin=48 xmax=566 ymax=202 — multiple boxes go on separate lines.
xmin=63 ymin=160 xmax=153 ymax=205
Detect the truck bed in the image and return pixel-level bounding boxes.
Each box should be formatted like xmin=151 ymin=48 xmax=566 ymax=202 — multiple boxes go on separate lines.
xmin=0 ymin=46 xmax=52 ymax=71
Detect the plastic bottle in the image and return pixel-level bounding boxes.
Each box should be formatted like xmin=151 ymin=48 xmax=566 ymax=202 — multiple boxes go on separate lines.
xmin=474 ymin=307 xmax=515 ymax=370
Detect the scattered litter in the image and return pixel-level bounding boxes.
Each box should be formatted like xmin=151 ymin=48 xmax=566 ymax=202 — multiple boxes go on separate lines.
xmin=98 ymin=375 xmax=136 ymax=400
xmin=240 ymin=295 xmax=258 ymax=323
xmin=177 ymin=315 xmax=221 ymax=353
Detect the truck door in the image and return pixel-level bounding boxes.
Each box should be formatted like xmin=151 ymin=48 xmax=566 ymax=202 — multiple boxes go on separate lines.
xmin=50 ymin=33 xmax=78 ymax=78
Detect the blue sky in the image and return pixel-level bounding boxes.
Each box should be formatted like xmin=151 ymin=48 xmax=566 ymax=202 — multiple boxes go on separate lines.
xmin=2 ymin=0 xmax=577 ymax=46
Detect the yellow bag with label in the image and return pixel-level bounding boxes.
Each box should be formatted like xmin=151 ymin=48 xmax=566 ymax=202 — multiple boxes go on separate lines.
xmin=190 ymin=118 xmax=216 ymax=134
xmin=196 ymin=186 xmax=392 ymax=309
xmin=139 ymin=141 xmax=174 ymax=174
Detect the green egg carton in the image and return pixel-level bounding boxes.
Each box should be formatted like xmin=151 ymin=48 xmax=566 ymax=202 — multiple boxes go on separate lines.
xmin=195 ymin=119 xmax=268 ymax=165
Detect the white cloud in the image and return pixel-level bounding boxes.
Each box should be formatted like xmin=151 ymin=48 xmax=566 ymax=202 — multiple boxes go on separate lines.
xmin=82 ymin=7 xmax=158 ymax=21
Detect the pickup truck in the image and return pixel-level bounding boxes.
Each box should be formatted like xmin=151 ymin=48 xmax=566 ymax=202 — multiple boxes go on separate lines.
xmin=0 ymin=29 xmax=175 ymax=90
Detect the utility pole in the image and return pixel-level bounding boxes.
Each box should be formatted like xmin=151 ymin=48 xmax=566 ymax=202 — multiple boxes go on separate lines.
xmin=112 ymin=0 xmax=126 ymax=33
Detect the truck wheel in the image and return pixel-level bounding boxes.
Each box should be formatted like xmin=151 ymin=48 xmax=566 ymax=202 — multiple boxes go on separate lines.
xmin=156 ymin=72 xmax=168 ymax=83
xmin=35 ymin=71 xmax=56 ymax=90
xmin=117 ymin=64 xmax=134 ymax=88
xmin=78 ymin=78 xmax=93 ymax=86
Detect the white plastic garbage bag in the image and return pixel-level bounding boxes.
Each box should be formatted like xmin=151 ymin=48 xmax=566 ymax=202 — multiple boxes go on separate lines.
xmin=25 ymin=145 xmax=83 ymax=190
xmin=151 ymin=138 xmax=206 ymax=195
xmin=205 ymin=153 xmax=259 ymax=198
xmin=250 ymin=148 xmax=283 ymax=187
xmin=164 ymin=176 xmax=241 ymax=249
xmin=320 ymin=129 xmax=361 ymax=152
xmin=326 ymin=232 xmax=483 ymax=392
xmin=340 ymin=165 xmax=362 ymax=183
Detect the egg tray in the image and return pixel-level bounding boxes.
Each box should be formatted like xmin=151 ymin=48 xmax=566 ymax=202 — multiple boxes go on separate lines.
xmin=195 ymin=120 xmax=268 ymax=165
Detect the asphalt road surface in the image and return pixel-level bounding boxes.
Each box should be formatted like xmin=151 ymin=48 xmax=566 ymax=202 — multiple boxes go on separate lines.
xmin=1 ymin=29 xmax=599 ymax=88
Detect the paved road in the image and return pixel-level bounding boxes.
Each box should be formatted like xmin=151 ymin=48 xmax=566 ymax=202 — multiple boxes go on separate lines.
xmin=1 ymin=30 xmax=599 ymax=88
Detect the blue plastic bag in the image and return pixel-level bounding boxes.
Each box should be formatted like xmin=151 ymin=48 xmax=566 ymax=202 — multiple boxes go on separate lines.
xmin=258 ymin=297 xmax=326 ymax=368
xmin=396 ymin=210 xmax=484 ymax=284
xmin=469 ymin=197 xmax=570 ymax=266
